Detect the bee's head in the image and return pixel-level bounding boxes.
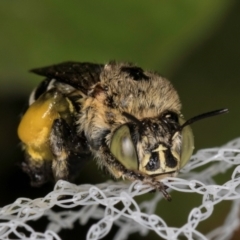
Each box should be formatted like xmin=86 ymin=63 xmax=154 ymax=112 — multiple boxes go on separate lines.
xmin=110 ymin=109 xmax=228 ymax=179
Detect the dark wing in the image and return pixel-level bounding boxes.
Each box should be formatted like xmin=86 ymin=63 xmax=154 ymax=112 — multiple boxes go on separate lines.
xmin=31 ymin=62 xmax=104 ymax=94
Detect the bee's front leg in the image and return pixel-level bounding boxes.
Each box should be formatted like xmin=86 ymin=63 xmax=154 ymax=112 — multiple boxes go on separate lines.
xmin=50 ymin=118 xmax=92 ymax=182
xmin=99 ymin=145 xmax=171 ymax=201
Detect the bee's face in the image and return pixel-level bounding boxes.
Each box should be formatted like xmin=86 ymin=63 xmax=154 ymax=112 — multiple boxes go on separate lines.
xmin=110 ymin=111 xmax=194 ymax=180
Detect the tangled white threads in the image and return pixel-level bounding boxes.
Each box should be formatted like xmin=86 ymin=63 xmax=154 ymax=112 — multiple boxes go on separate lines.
xmin=1 ymin=138 xmax=240 ymax=240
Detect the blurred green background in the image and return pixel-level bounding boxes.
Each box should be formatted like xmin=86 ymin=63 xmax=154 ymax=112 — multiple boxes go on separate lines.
xmin=0 ymin=0 xmax=240 ymax=239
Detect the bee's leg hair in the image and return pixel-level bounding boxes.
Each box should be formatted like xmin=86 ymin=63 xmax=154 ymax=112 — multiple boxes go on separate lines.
xmin=21 ymin=153 xmax=52 ymax=187
xmin=50 ymin=118 xmax=92 ymax=182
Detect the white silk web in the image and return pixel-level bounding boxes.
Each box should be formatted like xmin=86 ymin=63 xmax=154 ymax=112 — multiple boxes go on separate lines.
xmin=1 ymin=137 xmax=240 ymax=240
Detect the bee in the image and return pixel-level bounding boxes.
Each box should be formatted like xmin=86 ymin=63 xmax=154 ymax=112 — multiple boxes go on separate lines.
xmin=17 ymin=61 xmax=228 ymax=200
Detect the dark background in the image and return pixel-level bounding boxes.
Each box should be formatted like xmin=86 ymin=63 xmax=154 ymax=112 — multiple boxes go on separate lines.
xmin=0 ymin=1 xmax=239 ymax=239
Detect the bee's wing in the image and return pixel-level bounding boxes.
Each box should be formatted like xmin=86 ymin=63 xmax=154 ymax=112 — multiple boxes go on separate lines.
xmin=31 ymin=62 xmax=104 ymax=94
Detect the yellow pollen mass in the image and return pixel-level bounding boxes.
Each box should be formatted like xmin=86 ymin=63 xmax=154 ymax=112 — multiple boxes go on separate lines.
xmin=18 ymin=98 xmax=59 ymax=147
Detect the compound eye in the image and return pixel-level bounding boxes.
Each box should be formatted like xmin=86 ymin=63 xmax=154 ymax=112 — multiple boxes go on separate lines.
xmin=110 ymin=125 xmax=138 ymax=170
xmin=163 ymin=111 xmax=179 ymax=123
xmin=179 ymin=117 xmax=194 ymax=168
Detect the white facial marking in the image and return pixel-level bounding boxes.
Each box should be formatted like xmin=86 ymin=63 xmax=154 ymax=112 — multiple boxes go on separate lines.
xmin=152 ymin=144 xmax=167 ymax=152
xmin=153 ymin=144 xmax=167 ymax=167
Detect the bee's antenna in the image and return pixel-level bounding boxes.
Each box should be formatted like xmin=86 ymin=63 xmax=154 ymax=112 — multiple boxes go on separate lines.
xmin=122 ymin=112 xmax=141 ymax=125
xmin=180 ymin=108 xmax=229 ymax=130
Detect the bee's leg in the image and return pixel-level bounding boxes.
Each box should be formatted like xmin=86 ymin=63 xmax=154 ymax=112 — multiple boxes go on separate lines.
xmin=100 ymin=146 xmax=171 ymax=201
xmin=21 ymin=153 xmax=53 ymax=187
xmin=50 ymin=118 xmax=91 ymax=182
